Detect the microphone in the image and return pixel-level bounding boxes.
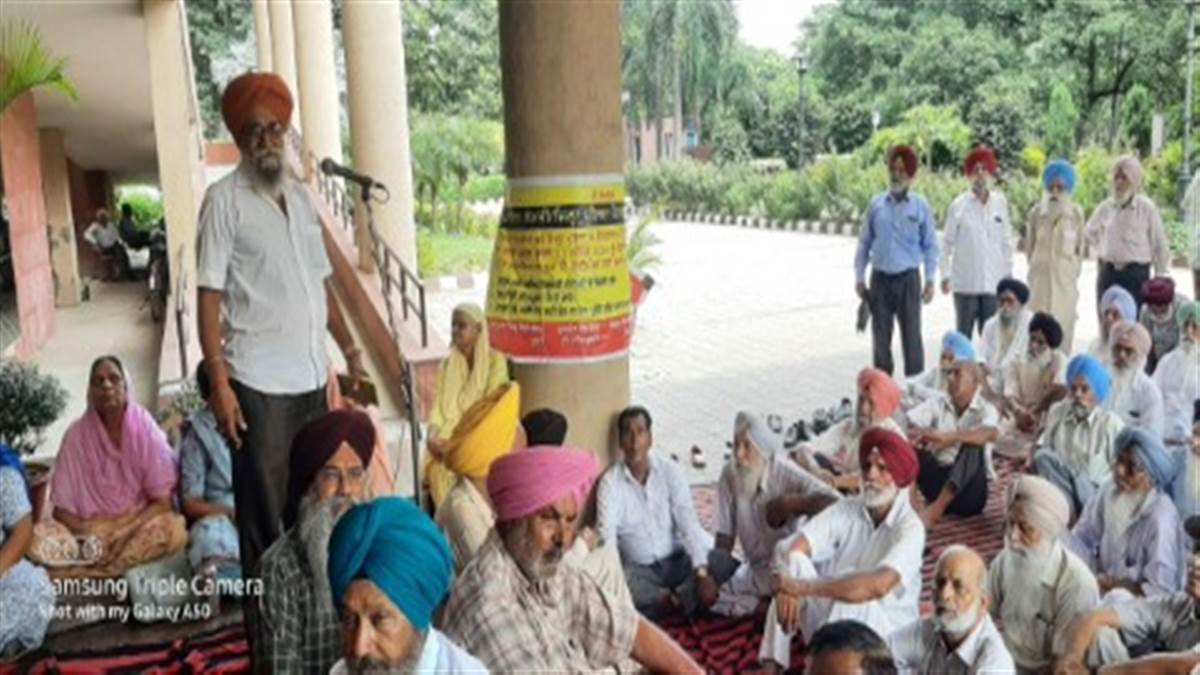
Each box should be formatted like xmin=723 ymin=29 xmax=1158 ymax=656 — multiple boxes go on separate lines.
xmin=1186 ymin=515 xmax=1200 ymax=553
xmin=319 ymin=158 xmax=385 ymax=192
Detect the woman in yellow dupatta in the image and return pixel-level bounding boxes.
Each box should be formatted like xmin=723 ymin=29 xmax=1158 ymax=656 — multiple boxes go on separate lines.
xmin=425 ymin=302 xmax=509 ymax=505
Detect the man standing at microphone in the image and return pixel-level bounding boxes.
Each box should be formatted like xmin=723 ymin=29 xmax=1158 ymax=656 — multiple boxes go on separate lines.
xmin=196 ymin=72 xmax=367 ymax=586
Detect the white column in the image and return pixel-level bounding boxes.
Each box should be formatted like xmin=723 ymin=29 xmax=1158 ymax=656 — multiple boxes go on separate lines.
xmin=342 ymin=0 xmax=417 ymax=272
xmin=292 ymin=0 xmax=341 ymax=163
xmin=252 ymin=0 xmax=272 ymax=71
xmin=38 ymin=129 xmax=82 ymax=307
xmin=268 ymin=0 xmax=301 ymax=123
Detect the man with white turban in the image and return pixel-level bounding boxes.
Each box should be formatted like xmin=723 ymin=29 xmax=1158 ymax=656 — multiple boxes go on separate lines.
xmin=759 ymin=429 xmax=926 ymax=673
xmin=1065 ymin=428 xmax=1183 ymax=601
xmin=987 ymin=475 xmax=1100 ymax=674
xmin=1027 ymin=159 xmax=1087 ymax=350
xmin=711 ymin=412 xmax=840 ymax=617
xmin=1086 ymin=155 xmax=1171 ymax=313
xmin=1032 ymin=354 xmax=1127 ymax=515
xmin=1152 ymin=302 xmax=1200 ymax=447
xmin=1104 ymin=321 xmax=1165 ymax=437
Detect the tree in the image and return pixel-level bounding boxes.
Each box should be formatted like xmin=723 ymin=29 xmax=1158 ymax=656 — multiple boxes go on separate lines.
xmin=1120 ymin=84 xmax=1153 ymax=157
xmin=1044 ymin=83 xmax=1079 ymax=160
xmin=969 ymin=75 xmax=1034 ymax=173
xmin=186 ymin=0 xmax=253 ymax=139
xmin=402 ymin=0 xmax=501 ymax=119
xmin=868 ymin=105 xmax=972 ymax=172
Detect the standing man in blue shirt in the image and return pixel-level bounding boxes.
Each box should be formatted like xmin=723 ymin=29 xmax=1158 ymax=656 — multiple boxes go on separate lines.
xmin=855 ymin=145 xmax=940 ymax=377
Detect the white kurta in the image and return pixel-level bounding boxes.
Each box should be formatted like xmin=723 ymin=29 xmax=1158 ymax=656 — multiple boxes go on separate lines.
xmin=1103 ymin=369 xmax=1165 ymax=438
xmin=1038 ymin=402 xmax=1125 ymax=486
xmin=804 ymin=417 xmax=906 ymax=475
xmin=979 ymin=308 xmax=1033 ymax=394
xmin=1002 ymin=349 xmax=1067 ymax=406
xmin=1025 ymin=200 xmax=1086 ymax=351
xmin=1152 ymin=343 xmax=1200 ymax=445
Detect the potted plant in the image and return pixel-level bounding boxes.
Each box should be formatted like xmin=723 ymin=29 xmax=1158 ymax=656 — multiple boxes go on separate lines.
xmin=0 ymin=359 xmax=67 ymax=521
xmin=0 ymin=19 xmax=79 ymax=114
xmin=627 ymin=206 xmax=663 ymax=311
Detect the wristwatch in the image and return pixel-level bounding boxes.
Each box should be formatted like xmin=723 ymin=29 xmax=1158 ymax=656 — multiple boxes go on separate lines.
xmin=696 ymin=566 xmax=710 ymax=579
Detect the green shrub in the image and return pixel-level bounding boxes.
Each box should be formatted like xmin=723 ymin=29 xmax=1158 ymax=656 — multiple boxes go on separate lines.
xmin=462 ymin=174 xmax=506 ymax=203
xmin=764 ymin=173 xmax=821 ymax=221
xmin=0 ymin=359 xmax=67 ymax=455
xmin=1074 ymin=145 xmax=1117 ymax=216
xmin=1020 ymin=145 xmax=1046 ymax=178
xmin=117 ymin=187 xmax=164 ymax=230
xmin=721 ymin=173 xmax=770 ymax=217
xmin=417 ymin=231 xmax=437 ymax=276
xmin=1001 ymin=173 xmax=1043 ymax=237
xmin=1165 ymin=219 xmax=1190 ymax=260
xmin=1144 ymin=142 xmax=1183 ymax=219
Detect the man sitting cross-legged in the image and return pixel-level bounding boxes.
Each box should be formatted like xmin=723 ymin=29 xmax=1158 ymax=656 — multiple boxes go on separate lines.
xmin=887 ymin=545 xmax=1015 ymax=674
xmin=1065 ymin=427 xmax=1183 ymax=601
xmin=758 ymin=429 xmax=926 ymax=673
xmin=596 ymin=406 xmax=730 ymax=618
xmin=709 ymin=411 xmax=841 ymax=617
xmin=327 ymin=497 xmax=484 ymax=674
xmin=253 ymin=409 xmax=375 ymax=674
xmin=440 ymin=446 xmax=703 ymax=674
xmin=908 ymin=355 xmax=999 ymax=527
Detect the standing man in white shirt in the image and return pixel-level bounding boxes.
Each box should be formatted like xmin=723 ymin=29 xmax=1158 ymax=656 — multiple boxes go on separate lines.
xmin=941 ymin=145 xmax=1013 ymax=339
xmin=758 ymin=428 xmax=926 ymax=673
xmin=888 ymin=545 xmax=1015 ymax=674
xmin=196 ymin=72 xmax=367 ymax=583
xmin=596 ymin=406 xmax=727 ymax=618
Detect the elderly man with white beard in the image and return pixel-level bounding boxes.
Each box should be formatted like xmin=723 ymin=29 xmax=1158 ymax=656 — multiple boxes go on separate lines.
xmin=1032 ymin=354 xmax=1126 ymax=516
xmin=1065 ymin=428 xmax=1183 ymax=601
xmin=253 ymin=409 xmax=375 ymax=674
xmin=1103 ymin=321 xmax=1165 ymax=438
xmin=978 ymin=278 xmax=1033 ymax=398
xmin=1152 ymin=302 xmax=1200 ymax=448
xmin=987 ymin=474 xmax=1100 ymax=674
xmin=440 ymin=446 xmax=701 ymax=673
xmin=1027 ymin=160 xmax=1087 ymax=350
xmin=1000 ymin=311 xmax=1069 ymax=437
xmin=710 ymin=412 xmax=841 ymax=617
xmin=887 ymin=545 xmax=1014 ymax=673
xmin=758 ymin=429 xmax=926 ymax=674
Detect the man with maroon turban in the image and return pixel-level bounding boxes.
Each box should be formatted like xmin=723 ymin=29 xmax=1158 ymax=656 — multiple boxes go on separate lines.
xmin=197 ymin=72 xmax=367 ymax=581
xmin=941 ymin=145 xmax=1014 ymax=339
xmin=855 ymin=145 xmax=940 ymax=377
xmin=759 ymin=429 xmax=926 ymax=673
xmin=440 ymin=447 xmax=702 ymax=674
xmin=254 ymin=409 xmax=376 ymax=674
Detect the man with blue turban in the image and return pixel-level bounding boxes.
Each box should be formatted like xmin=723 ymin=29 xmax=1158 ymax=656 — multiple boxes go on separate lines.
xmin=904 ymin=330 xmax=974 ymax=410
xmin=1064 ymin=427 xmax=1182 ymax=604
xmin=1027 ymin=159 xmax=1087 ymax=350
xmin=327 ymin=498 xmax=484 ymax=674
xmin=1032 ymin=355 xmax=1126 ymax=516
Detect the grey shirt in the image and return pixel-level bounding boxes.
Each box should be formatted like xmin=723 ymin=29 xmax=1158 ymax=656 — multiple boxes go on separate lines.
xmin=1114 ymin=592 xmax=1200 ymax=654
xmin=888 ymin=614 xmax=1016 ymax=674
xmin=197 ymin=166 xmax=331 ymax=394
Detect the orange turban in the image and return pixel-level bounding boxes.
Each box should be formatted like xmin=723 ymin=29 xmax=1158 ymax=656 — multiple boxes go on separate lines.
xmin=857 ymin=368 xmax=901 ymax=418
xmin=221 ymin=72 xmax=293 ymax=136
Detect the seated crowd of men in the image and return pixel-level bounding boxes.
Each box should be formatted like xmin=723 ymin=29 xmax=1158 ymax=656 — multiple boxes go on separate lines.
xmin=2 ymin=71 xmax=1199 ymax=674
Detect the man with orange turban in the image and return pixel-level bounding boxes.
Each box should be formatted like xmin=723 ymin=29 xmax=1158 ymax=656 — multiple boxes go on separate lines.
xmin=759 ymin=429 xmax=926 ymax=673
xmin=855 ymin=145 xmax=939 ymax=378
xmin=941 ymin=145 xmax=1013 ymax=340
xmin=440 ymin=447 xmax=702 ymax=674
xmin=197 ymin=72 xmax=368 ymax=584
xmin=792 ymin=368 xmax=906 ymax=491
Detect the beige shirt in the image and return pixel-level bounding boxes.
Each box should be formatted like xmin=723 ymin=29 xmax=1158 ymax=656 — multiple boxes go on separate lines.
xmin=1038 ymin=401 xmax=1125 ymax=485
xmin=807 ymin=417 xmax=906 ymax=475
xmin=987 ymin=542 xmax=1099 ymax=671
xmin=1026 ymin=199 xmax=1086 ymax=350
xmin=1085 ymin=194 xmax=1170 ymax=274
xmin=435 ymin=477 xmax=494 ymax=574
xmin=1002 ymin=350 xmax=1067 ymax=406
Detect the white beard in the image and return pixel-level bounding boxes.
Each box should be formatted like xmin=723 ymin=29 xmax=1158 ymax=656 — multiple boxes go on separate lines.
xmin=863 ymin=484 xmax=899 ymax=511
xmin=736 ymin=458 xmax=766 ymax=499
xmin=1004 ymin=537 xmax=1055 ymax=618
xmin=1104 ymin=488 xmax=1147 ymax=538
xmin=1042 ymin=196 xmax=1072 ymax=220
xmin=1109 ymin=363 xmax=1141 ymax=410
xmin=935 ymin=602 xmax=981 ymax=638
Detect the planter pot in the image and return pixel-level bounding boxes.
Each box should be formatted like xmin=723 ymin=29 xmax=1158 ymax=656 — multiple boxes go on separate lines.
xmin=22 ymin=458 xmax=53 ymax=523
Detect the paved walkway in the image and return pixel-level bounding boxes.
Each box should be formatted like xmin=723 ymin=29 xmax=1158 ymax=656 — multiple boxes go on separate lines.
xmin=427 ymin=219 xmax=1193 ymax=483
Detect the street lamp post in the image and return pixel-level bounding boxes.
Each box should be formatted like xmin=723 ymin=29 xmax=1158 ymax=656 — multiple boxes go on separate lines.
xmin=795 ymin=51 xmax=808 ymax=169
xmin=1182 ymin=0 xmax=1197 ymax=208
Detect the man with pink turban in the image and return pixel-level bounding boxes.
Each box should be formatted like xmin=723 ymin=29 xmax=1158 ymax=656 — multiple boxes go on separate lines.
xmin=759 ymin=429 xmax=926 ymax=673
xmin=440 ymin=447 xmax=702 ymax=674
xmin=1086 ymin=155 xmax=1171 ymax=314
xmin=792 ymin=368 xmax=907 ymax=491
xmin=1104 ymin=321 xmax=1165 ymax=437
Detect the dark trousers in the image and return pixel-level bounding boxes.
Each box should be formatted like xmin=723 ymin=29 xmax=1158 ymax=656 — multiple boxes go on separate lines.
xmin=917 ymin=444 xmax=988 ymax=517
xmin=953 ymin=293 xmax=997 ymax=340
xmin=869 ymin=268 xmax=925 ymax=377
xmin=230 ymin=380 xmax=328 ymax=578
xmin=1096 ymin=261 xmax=1151 ymax=316
xmin=625 ymin=549 xmax=740 ymax=619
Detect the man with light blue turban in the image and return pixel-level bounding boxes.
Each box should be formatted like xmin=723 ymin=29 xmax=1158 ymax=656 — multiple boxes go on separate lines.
xmin=1027 ymin=159 xmax=1087 ymax=350
xmin=1032 ymin=354 xmax=1126 ymax=516
xmin=903 ymin=330 xmax=974 ymax=409
xmin=327 ymin=497 xmax=485 ymax=674
xmin=1065 ymin=427 xmax=1183 ymax=603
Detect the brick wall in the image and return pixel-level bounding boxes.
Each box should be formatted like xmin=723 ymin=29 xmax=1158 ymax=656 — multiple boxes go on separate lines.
xmin=1 ymin=94 xmax=56 ymax=357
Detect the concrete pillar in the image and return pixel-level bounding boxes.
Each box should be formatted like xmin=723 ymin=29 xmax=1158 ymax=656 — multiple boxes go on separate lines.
xmin=38 ymin=129 xmax=82 ymax=307
xmin=252 ymin=0 xmax=272 ymax=72
xmin=292 ymin=0 xmax=341 ymax=163
xmin=343 ymin=0 xmax=418 ymax=271
xmin=268 ymin=0 xmax=300 ymax=127
xmin=144 ymin=0 xmax=208 ymax=291
xmin=496 ymin=0 xmax=631 ymax=463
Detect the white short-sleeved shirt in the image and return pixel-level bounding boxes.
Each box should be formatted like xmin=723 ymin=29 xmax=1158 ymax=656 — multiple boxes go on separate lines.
xmin=799 ymin=488 xmax=926 ymax=638
xmin=1103 ymin=370 xmax=1166 ymax=439
xmin=888 ymin=614 xmax=1015 ymax=675
xmin=197 ymin=167 xmax=331 ymax=394
xmin=907 ymin=391 xmax=1000 ymax=467
xmin=806 ymin=417 xmax=906 ymax=475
